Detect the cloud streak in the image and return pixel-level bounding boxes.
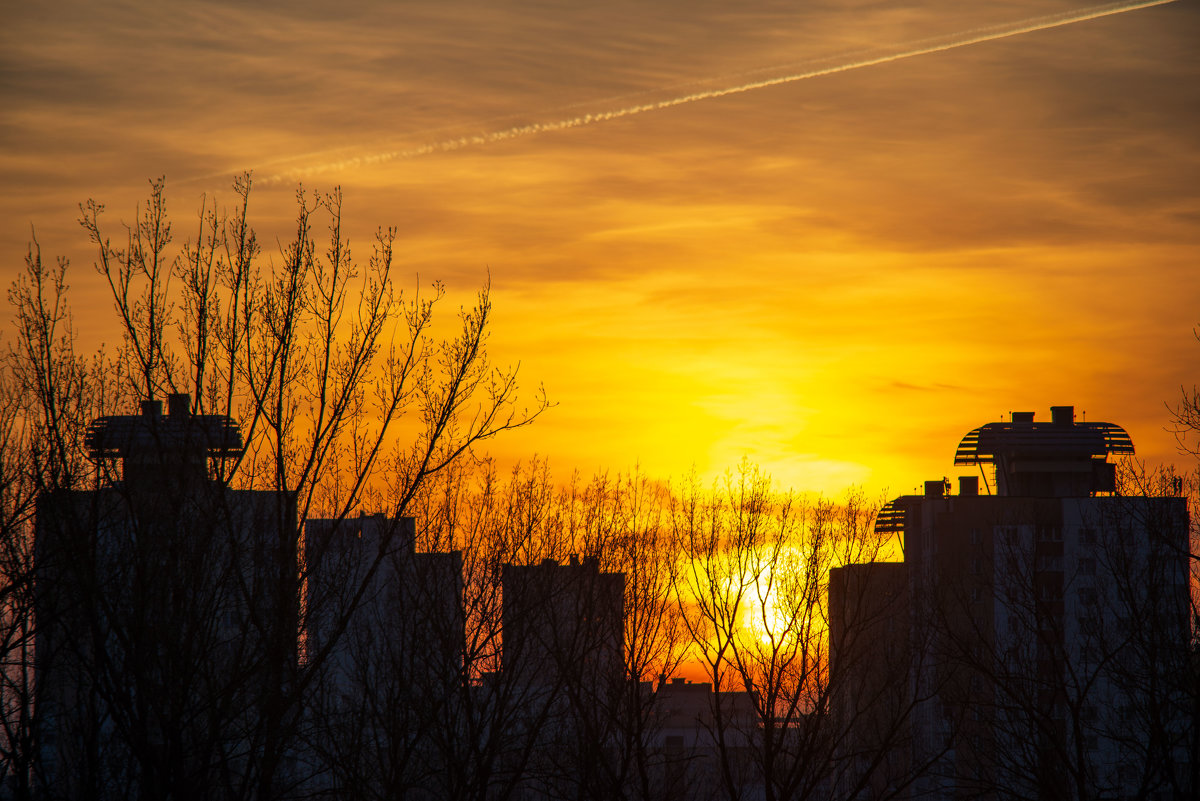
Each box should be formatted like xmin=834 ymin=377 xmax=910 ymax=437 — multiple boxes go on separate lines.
xmin=262 ymin=0 xmax=1177 ymax=184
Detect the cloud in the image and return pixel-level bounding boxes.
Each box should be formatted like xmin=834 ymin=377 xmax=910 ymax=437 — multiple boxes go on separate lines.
xmin=2 ymin=0 xmax=1197 ymax=493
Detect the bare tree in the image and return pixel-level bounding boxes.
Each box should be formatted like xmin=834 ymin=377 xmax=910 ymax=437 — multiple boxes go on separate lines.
xmin=0 ymin=236 xmax=126 ymax=799
xmin=0 ymin=366 xmax=40 ymax=801
xmin=11 ymin=176 xmax=546 ymax=800
xmin=668 ymin=465 xmax=918 ymax=801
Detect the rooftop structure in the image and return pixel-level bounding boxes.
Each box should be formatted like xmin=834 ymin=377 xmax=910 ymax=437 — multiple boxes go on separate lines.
xmin=85 ymin=393 xmax=243 ymax=485
xmin=952 ymin=405 xmax=1133 ymax=497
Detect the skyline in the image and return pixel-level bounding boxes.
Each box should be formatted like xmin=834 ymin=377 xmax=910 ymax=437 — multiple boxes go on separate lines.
xmin=26 ymin=390 xmax=1193 ymax=798
xmin=3 ymin=0 xmax=1198 ymax=495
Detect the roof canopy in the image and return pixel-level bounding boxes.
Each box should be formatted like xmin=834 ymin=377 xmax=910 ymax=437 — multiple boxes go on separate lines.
xmin=954 ymin=420 xmax=1133 ymax=466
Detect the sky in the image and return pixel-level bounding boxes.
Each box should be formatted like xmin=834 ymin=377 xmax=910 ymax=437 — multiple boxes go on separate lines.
xmin=3 ymin=0 xmax=1198 ymax=497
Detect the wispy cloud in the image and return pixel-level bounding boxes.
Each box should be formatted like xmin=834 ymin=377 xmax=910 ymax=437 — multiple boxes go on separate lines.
xmin=261 ymin=0 xmax=1177 ymax=184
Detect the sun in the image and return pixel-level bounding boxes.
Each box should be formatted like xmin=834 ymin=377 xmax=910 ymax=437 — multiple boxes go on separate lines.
xmin=736 ymin=556 xmax=819 ymax=648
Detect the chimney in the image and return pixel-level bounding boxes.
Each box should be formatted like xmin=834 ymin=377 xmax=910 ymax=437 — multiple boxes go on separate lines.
xmin=958 ymin=476 xmax=979 ymax=496
xmin=140 ymin=399 xmax=163 ymax=417
xmin=1011 ymin=411 xmax=1034 ymax=423
xmin=168 ymin=393 xmax=191 ymax=418
xmin=924 ymin=480 xmax=945 ymax=498
xmin=1050 ymin=405 xmax=1074 ymax=426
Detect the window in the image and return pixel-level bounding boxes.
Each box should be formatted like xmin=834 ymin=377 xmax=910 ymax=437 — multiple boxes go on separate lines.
xmin=1037 ymin=555 xmax=1063 ymax=571
xmin=1079 ymin=587 xmax=1099 ymax=606
xmin=1078 ymin=527 xmax=1097 ymax=545
xmin=1078 ymin=558 xmax=1096 ymax=576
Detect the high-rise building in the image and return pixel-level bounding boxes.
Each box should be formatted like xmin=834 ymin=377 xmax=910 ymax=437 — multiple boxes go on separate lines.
xmin=499 ymin=555 xmax=625 ymax=796
xmin=828 ymin=561 xmax=912 ymax=797
xmin=834 ymin=406 xmax=1191 ymax=800
xmin=34 ymin=394 xmax=297 ymax=799
xmin=301 ymin=514 xmax=464 ymax=796
xmin=501 ymin=555 xmax=625 ymax=692
xmin=304 ymin=514 xmax=463 ymax=690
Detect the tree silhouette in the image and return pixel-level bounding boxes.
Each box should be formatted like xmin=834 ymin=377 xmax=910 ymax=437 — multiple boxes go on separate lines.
xmin=4 ymin=176 xmax=546 ymax=800
xmin=668 ymin=465 xmax=922 ymax=801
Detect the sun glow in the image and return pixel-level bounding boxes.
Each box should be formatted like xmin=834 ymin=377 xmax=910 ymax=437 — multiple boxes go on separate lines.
xmin=739 ymin=575 xmax=808 ymax=647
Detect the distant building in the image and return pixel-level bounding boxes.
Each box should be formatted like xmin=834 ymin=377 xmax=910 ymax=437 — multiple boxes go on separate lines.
xmin=34 ymin=394 xmax=297 ymax=799
xmin=301 ymin=514 xmax=464 ymax=797
xmin=651 ymin=677 xmax=758 ymax=801
xmin=304 ymin=514 xmax=463 ymax=691
xmin=834 ymin=405 xmax=1191 ymax=800
xmin=500 ymin=556 xmax=626 ymax=798
xmin=828 ymin=561 xmax=911 ymax=797
xmin=501 ymin=555 xmax=624 ymax=692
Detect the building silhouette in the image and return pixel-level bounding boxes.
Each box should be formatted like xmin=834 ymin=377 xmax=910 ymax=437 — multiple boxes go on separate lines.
xmin=834 ymin=406 xmax=1191 ymax=800
xmin=501 ymin=555 xmax=625 ymax=692
xmin=34 ymin=394 xmax=297 ymax=799
xmin=651 ymin=677 xmax=759 ymax=801
xmin=828 ymin=560 xmax=912 ymax=797
xmin=304 ymin=514 xmax=464 ymax=689
xmin=500 ymin=556 xmax=625 ymax=797
xmin=301 ymin=514 xmax=464 ymax=795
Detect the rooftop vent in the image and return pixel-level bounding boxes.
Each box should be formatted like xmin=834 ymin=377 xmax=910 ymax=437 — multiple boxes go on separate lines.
xmin=1050 ymin=405 xmax=1074 ymax=425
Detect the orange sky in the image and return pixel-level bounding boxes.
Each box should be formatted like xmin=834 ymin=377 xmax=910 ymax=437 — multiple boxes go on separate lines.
xmin=3 ymin=0 xmax=1198 ymax=497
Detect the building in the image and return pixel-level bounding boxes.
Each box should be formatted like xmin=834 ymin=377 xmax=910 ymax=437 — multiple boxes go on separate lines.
xmin=304 ymin=514 xmax=463 ymax=690
xmin=501 ymin=555 xmax=625 ymax=691
xmin=34 ymin=394 xmax=298 ymax=799
xmin=828 ymin=561 xmax=912 ymax=798
xmin=651 ymin=677 xmax=758 ymax=801
xmin=301 ymin=514 xmax=464 ymax=797
xmin=835 ymin=405 xmax=1191 ymax=800
xmin=500 ymin=556 xmax=626 ymax=798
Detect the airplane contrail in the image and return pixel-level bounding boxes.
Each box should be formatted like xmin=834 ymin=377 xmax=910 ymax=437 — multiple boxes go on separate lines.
xmin=262 ymin=0 xmax=1177 ymax=185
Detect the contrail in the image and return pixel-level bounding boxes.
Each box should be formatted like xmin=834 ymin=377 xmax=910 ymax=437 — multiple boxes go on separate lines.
xmin=262 ymin=0 xmax=1176 ymax=184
